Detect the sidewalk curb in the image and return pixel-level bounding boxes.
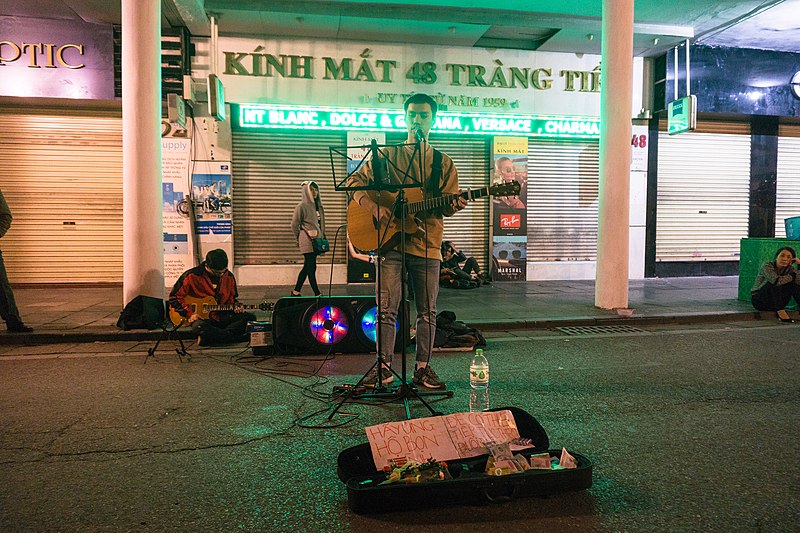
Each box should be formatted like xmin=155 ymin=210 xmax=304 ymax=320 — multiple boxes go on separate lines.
xmin=475 ymin=311 xmax=766 ymax=331
xmin=1 ymin=311 xmax=770 ymax=346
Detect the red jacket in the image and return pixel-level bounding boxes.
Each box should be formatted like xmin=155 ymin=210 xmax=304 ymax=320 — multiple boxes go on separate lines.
xmin=168 ymin=263 xmax=239 ymax=322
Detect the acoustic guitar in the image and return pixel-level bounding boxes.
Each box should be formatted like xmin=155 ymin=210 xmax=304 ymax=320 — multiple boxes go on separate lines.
xmin=347 ymin=180 xmax=521 ymax=252
xmin=170 ymin=296 xmax=273 ymax=326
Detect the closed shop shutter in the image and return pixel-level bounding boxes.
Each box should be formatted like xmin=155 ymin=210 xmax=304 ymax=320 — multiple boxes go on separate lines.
xmin=527 ymin=139 xmax=600 ymax=261
xmin=775 ymin=135 xmax=800 ymax=237
xmin=384 ymin=132 xmax=490 ymax=269
xmin=0 ymin=107 xmax=123 ymax=283
xmin=232 ymin=129 xmax=490 ymax=269
xmin=656 ymin=131 xmax=751 ymax=261
xmin=231 ymin=130 xmax=348 ymax=265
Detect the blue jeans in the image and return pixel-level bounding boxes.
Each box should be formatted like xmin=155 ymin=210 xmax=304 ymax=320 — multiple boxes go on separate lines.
xmin=376 ymin=250 xmax=440 ymax=365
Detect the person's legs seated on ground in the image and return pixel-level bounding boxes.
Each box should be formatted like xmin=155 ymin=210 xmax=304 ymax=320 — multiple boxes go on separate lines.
xmin=752 ymin=283 xmax=796 ymax=322
xmin=220 ymin=311 xmax=257 ymax=342
xmin=193 ymin=317 xmax=245 ymax=346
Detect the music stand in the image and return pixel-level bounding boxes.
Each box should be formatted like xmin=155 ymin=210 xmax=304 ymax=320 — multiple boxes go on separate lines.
xmin=328 ymin=137 xmax=454 ymax=420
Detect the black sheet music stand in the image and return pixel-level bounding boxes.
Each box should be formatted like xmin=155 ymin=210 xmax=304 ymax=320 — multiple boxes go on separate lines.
xmin=327 ymin=137 xmax=454 ymax=420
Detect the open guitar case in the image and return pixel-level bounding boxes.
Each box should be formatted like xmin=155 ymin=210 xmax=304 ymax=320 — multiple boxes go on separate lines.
xmin=336 ymin=407 xmax=592 ymax=514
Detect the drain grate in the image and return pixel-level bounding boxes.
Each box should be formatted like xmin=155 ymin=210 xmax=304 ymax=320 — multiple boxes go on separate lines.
xmin=554 ymin=325 xmax=646 ymax=336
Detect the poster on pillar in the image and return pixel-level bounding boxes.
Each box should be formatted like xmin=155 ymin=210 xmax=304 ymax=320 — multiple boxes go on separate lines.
xmin=491 ymin=137 xmax=528 ymax=281
xmin=191 ymin=161 xmax=234 ymax=261
xmin=161 ymin=133 xmax=196 ymax=286
xmin=346 ymin=131 xmax=383 ymax=283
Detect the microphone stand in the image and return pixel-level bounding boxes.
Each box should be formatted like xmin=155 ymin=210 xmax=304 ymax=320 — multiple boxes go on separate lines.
xmin=344 ymin=133 xmax=454 ymax=420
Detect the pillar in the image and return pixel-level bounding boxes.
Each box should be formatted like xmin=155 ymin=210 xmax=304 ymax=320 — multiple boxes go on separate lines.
xmin=122 ymin=0 xmax=164 ymax=305
xmin=595 ymin=0 xmax=634 ymax=309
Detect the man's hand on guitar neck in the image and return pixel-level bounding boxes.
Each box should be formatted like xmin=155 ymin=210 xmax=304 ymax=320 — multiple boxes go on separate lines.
xmin=452 ymin=190 xmax=468 ymax=212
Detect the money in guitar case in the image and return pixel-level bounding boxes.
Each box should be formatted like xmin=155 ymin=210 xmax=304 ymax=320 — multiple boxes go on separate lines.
xmin=336 ymin=407 xmax=592 ymax=513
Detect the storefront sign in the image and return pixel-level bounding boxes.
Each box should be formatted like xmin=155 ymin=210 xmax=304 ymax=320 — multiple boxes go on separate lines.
xmin=0 ymin=15 xmax=114 ymax=99
xmin=209 ymin=37 xmax=644 ymax=117
xmin=236 ymin=104 xmax=600 ymax=139
xmin=630 ymin=125 xmax=649 ymax=172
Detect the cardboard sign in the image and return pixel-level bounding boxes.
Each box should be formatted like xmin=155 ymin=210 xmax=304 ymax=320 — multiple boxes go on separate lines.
xmin=365 ymin=410 xmax=520 ymax=470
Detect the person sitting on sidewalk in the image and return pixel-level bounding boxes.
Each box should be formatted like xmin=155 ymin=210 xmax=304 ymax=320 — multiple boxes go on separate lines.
xmin=750 ymin=246 xmax=800 ymax=323
xmin=440 ymin=241 xmax=490 ymax=287
xmin=168 ymin=249 xmax=256 ymax=345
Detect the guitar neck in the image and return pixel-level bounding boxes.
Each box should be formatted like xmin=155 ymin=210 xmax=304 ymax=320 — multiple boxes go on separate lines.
xmin=205 ymin=304 xmax=258 ymax=312
xmin=406 ymin=187 xmax=490 ymax=216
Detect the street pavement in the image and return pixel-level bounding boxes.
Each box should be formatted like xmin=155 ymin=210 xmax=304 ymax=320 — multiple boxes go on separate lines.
xmin=2 ymin=277 xmax=799 ymax=531
xmin=1 ymin=318 xmax=799 ymax=532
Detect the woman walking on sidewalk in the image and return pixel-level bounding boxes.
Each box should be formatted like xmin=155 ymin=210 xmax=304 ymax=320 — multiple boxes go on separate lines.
xmin=290 ymin=181 xmax=327 ymax=297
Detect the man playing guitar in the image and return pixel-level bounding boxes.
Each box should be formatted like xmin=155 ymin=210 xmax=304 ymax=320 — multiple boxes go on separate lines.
xmin=168 ymin=249 xmax=256 ymax=346
xmin=346 ymin=93 xmax=468 ymax=390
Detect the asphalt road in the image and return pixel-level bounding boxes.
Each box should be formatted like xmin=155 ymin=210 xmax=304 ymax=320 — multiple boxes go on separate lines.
xmin=1 ymin=320 xmax=798 ymax=532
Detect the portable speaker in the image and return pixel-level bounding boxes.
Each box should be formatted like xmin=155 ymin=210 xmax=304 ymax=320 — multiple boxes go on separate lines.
xmin=271 ymin=296 xmax=409 ymax=354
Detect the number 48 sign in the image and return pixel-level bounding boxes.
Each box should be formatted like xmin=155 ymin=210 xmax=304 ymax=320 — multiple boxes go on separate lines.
xmin=630 ymin=125 xmax=649 ymax=172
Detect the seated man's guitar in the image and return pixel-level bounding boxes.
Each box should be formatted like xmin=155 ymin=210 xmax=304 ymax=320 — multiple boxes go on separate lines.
xmin=347 ymin=180 xmax=521 ymax=253
xmin=170 ymin=296 xmax=272 ymax=326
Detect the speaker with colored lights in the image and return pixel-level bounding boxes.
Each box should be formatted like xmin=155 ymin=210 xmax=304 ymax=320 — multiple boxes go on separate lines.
xmin=272 ymin=296 xmax=408 ymax=354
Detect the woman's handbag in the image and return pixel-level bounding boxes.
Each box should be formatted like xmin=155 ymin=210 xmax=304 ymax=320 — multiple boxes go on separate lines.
xmin=312 ymin=237 xmax=330 ymax=254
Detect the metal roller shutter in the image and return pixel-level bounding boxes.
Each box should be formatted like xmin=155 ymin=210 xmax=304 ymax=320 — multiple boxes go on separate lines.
xmin=527 ymin=139 xmax=600 ymax=261
xmin=231 ymin=130 xmax=348 ymax=265
xmin=400 ymin=133 xmax=490 ymax=269
xmin=775 ymin=135 xmax=800 ymax=238
xmin=0 ymin=108 xmax=123 ymax=283
xmin=232 ymin=130 xmax=488 ymax=268
xmin=656 ymin=132 xmax=750 ymax=261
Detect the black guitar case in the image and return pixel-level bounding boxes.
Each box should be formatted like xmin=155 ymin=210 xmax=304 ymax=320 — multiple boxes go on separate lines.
xmin=336 ymin=406 xmax=592 ymax=514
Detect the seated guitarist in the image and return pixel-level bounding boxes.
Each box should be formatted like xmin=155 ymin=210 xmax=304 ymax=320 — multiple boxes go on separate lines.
xmin=168 ymin=249 xmax=255 ymax=346
xmin=345 ymin=93 xmax=467 ymax=390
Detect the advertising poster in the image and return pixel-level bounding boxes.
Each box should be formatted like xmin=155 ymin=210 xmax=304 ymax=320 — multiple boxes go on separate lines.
xmin=190 ymin=162 xmax=234 ymax=265
xmin=346 ymin=131 xmax=384 ymax=283
xmin=161 ymin=135 xmax=195 ymax=286
xmin=491 ymin=136 xmax=529 ymax=281
xmin=191 ymin=161 xmax=233 ymax=243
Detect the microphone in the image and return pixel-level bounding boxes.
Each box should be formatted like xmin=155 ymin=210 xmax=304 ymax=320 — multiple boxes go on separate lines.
xmin=371 ymin=138 xmax=387 ymax=184
xmin=412 ymin=124 xmax=425 ymax=143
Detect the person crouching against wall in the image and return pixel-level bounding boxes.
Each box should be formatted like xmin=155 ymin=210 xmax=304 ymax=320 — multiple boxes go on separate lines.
xmin=751 ymin=246 xmax=800 ymax=323
xmin=290 ymin=181 xmax=326 ymax=297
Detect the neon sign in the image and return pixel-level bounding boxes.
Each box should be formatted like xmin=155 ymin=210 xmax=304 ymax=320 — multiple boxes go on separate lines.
xmin=234 ymin=104 xmax=599 ymax=139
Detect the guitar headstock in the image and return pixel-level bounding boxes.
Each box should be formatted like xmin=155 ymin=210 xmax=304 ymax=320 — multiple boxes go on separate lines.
xmin=489 ymin=180 xmax=522 ymax=197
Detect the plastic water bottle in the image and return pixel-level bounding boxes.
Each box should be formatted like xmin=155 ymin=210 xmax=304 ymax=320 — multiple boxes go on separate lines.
xmin=469 ymin=348 xmax=490 ymax=412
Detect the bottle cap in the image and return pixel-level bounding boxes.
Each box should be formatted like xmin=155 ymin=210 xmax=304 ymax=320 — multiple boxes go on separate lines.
xmin=475 ymin=348 xmax=483 ymax=355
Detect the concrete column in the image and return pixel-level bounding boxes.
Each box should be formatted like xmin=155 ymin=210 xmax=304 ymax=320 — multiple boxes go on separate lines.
xmin=595 ymin=0 xmax=634 ymax=309
xmin=122 ymin=0 xmax=163 ymax=305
